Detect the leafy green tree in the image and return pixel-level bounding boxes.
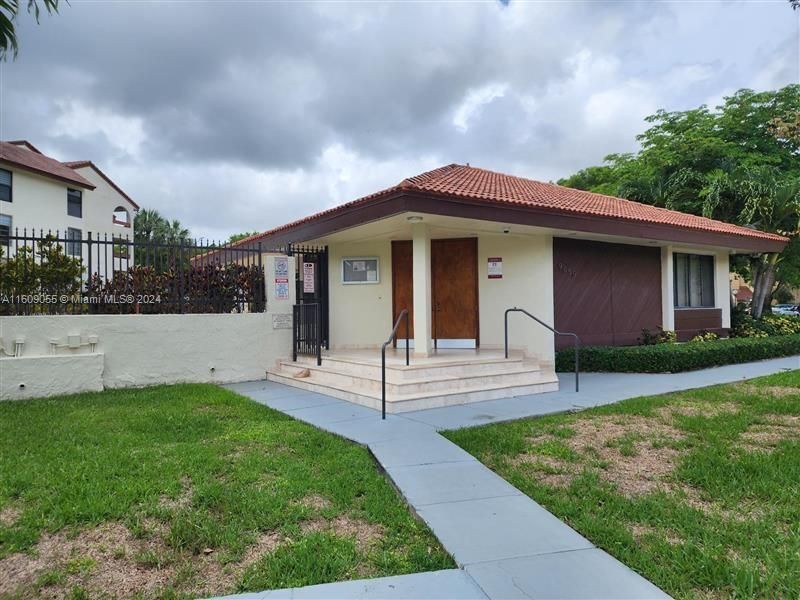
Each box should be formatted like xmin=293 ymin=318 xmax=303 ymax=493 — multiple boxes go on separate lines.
xmin=0 ymin=0 xmax=60 ymax=60
xmin=558 ymin=85 xmax=800 ymax=318
xmin=228 ymin=231 xmax=260 ymax=244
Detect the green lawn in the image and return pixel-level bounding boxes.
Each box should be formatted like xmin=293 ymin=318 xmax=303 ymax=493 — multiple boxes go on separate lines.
xmin=445 ymin=370 xmax=800 ymax=599
xmin=0 ymin=384 xmax=452 ymax=599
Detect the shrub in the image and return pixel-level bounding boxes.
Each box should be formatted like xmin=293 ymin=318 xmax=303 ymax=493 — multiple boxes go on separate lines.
xmin=689 ymin=330 xmax=719 ymax=343
xmin=731 ymin=307 xmax=800 ymax=338
xmin=556 ymin=334 xmax=800 ymax=373
xmin=638 ymin=327 xmax=677 ymax=345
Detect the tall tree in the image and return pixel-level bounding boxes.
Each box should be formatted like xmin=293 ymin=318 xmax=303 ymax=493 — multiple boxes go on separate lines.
xmin=0 ymin=0 xmax=60 ymax=60
xmin=558 ymin=85 xmax=800 ymax=318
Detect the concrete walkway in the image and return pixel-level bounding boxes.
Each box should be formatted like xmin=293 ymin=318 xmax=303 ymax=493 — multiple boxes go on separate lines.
xmin=216 ymin=356 xmax=799 ymax=600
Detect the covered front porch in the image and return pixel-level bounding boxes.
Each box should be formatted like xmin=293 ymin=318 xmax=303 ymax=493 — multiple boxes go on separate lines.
xmin=266 ymin=211 xmax=562 ymax=412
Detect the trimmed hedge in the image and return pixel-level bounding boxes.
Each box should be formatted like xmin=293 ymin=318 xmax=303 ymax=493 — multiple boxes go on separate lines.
xmin=555 ymin=334 xmax=800 ymax=374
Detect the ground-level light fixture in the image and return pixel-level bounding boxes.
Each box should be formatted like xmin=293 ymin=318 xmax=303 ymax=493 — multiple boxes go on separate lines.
xmin=407 ymin=216 xmax=424 ymax=223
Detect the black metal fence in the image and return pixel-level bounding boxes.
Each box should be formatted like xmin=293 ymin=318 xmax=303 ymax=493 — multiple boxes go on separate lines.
xmin=0 ymin=229 xmax=268 ymax=315
xmin=293 ymin=302 xmax=322 ymax=365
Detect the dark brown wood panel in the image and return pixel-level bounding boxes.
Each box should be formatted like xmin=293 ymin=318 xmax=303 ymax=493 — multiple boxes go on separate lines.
xmin=674 ymin=308 xmax=724 ymax=341
xmin=553 ymin=238 xmax=662 ymax=348
xmin=609 ymin=246 xmax=663 ymax=345
xmin=391 ymin=240 xmax=414 ymax=339
xmin=553 ymin=239 xmax=614 ymax=347
xmin=432 ymin=238 xmax=479 ymax=341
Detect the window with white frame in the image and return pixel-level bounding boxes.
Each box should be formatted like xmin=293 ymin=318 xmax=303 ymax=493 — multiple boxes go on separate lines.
xmin=674 ymin=253 xmax=715 ymax=308
xmin=342 ymin=257 xmax=379 ymax=284
xmin=67 ymin=227 xmax=82 ymax=257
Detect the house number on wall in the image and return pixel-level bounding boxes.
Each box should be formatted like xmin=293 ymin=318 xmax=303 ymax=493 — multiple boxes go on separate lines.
xmin=557 ymin=262 xmax=576 ymax=278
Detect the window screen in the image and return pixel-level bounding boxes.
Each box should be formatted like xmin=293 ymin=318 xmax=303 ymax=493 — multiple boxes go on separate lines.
xmin=67 ymin=189 xmax=82 ymax=218
xmin=0 ymin=169 xmax=10 ymax=203
xmin=674 ymin=253 xmax=715 ymax=308
xmin=67 ymin=227 xmax=82 ymax=257
xmin=0 ymin=214 xmax=10 ymax=246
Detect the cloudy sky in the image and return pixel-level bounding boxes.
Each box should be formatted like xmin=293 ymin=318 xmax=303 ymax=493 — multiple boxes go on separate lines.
xmin=1 ymin=0 xmax=798 ymax=241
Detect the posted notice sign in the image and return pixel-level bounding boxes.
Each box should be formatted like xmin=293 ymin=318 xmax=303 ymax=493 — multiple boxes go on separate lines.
xmin=303 ymin=262 xmax=315 ymax=293
xmin=488 ymin=257 xmax=503 ymax=279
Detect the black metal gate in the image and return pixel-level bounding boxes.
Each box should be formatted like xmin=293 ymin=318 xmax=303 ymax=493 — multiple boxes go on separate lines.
xmin=289 ymin=244 xmax=329 ymax=350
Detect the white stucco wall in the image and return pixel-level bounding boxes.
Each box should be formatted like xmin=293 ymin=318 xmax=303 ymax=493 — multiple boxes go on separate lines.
xmin=1 ymin=166 xmax=135 ymax=248
xmin=478 ymin=234 xmax=555 ymax=364
xmin=328 ymin=240 xmax=393 ymax=348
xmin=0 ymin=311 xmax=293 ymax=400
xmin=0 ymin=256 xmax=296 ymax=401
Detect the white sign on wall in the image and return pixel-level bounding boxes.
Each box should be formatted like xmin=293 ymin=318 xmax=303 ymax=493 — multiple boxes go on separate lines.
xmin=272 ymin=313 xmax=292 ymax=329
xmin=488 ymin=257 xmax=503 ymax=279
xmin=303 ymin=262 xmax=315 ymax=293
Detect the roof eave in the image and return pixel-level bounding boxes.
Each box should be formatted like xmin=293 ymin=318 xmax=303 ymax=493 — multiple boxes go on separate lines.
xmin=0 ymin=159 xmax=96 ymax=190
xmin=246 ymin=190 xmax=788 ymax=254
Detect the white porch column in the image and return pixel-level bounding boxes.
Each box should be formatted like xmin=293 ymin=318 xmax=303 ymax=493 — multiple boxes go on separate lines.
xmin=661 ymin=246 xmax=675 ymax=331
xmin=716 ymin=250 xmax=732 ymax=329
xmin=411 ymin=222 xmax=433 ymax=357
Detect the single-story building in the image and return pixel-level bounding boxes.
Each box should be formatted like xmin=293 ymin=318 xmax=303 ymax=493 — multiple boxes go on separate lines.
xmin=239 ymin=164 xmax=787 ymax=411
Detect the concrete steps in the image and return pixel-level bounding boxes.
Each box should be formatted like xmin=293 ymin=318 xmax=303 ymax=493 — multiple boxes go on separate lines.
xmin=266 ymin=351 xmax=559 ymax=413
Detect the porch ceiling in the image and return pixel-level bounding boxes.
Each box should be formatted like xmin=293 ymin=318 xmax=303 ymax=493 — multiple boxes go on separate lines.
xmin=303 ymin=212 xmax=739 ymax=254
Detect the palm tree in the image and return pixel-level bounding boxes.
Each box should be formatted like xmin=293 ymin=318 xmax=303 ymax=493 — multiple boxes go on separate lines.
xmin=1 ymin=0 xmax=60 ymax=60
xmin=133 ymin=208 xmax=167 ymax=244
xmin=163 ymin=219 xmax=191 ymax=245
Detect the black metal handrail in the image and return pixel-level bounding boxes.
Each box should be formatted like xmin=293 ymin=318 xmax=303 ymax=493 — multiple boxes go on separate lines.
xmin=293 ymin=303 xmax=322 ymax=366
xmin=504 ymin=307 xmax=580 ymax=392
xmin=381 ymin=309 xmax=410 ymax=419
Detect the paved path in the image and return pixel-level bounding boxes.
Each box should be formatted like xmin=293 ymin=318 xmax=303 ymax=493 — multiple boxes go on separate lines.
xmin=215 ymin=356 xmax=799 ymax=600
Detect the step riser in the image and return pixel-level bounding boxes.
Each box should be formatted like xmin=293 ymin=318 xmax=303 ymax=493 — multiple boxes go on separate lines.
xmin=277 ymin=362 xmax=549 ymax=394
xmin=288 ymin=357 xmax=538 ymax=380
xmin=266 ymin=371 xmax=559 ymax=413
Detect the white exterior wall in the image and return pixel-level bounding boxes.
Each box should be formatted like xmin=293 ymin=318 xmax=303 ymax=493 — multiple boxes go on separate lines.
xmin=328 ymin=240 xmax=393 ymax=348
xmin=0 ymin=166 xmax=135 ymax=252
xmin=478 ymin=234 xmax=554 ymax=364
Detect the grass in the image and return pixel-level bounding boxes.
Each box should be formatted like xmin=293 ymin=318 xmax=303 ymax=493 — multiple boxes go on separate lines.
xmin=0 ymin=384 xmax=452 ymax=598
xmin=444 ymin=370 xmax=800 ymax=599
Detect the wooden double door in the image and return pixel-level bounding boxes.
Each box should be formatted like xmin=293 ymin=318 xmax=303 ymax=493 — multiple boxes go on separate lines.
xmin=391 ymin=238 xmax=479 ymax=346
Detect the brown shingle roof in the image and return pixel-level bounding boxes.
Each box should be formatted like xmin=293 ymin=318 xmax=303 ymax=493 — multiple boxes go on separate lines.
xmin=0 ymin=141 xmax=95 ymax=189
xmin=236 ymin=163 xmax=788 ymax=248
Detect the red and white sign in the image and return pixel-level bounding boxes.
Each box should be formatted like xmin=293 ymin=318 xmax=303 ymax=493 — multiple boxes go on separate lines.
xmin=488 ymin=257 xmax=503 ymax=279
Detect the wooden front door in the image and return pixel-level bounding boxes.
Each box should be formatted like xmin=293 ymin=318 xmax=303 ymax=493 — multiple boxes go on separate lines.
xmin=432 ymin=238 xmax=478 ymax=344
xmin=391 ymin=238 xmax=479 ymax=347
xmin=391 ymin=241 xmax=414 ymax=341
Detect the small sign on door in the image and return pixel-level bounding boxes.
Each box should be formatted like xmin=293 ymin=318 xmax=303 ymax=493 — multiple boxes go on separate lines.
xmin=488 ymin=257 xmax=503 ymax=279
xmin=303 ymin=262 xmax=315 ymax=293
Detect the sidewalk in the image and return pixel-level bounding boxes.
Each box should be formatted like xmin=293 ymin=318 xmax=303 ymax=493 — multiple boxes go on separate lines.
xmin=216 ymin=356 xmax=798 ymax=599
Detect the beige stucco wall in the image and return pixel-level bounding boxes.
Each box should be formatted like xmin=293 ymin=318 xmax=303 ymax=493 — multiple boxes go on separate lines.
xmin=478 ymin=234 xmax=555 ymax=363
xmin=326 ymin=233 xmax=555 ymax=364
xmin=328 ymin=240 xmax=393 ymax=348
xmin=1 ymin=166 xmax=135 ymax=248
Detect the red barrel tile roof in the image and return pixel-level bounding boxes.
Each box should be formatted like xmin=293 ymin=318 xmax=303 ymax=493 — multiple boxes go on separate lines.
xmin=240 ymin=163 xmax=790 ymax=246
